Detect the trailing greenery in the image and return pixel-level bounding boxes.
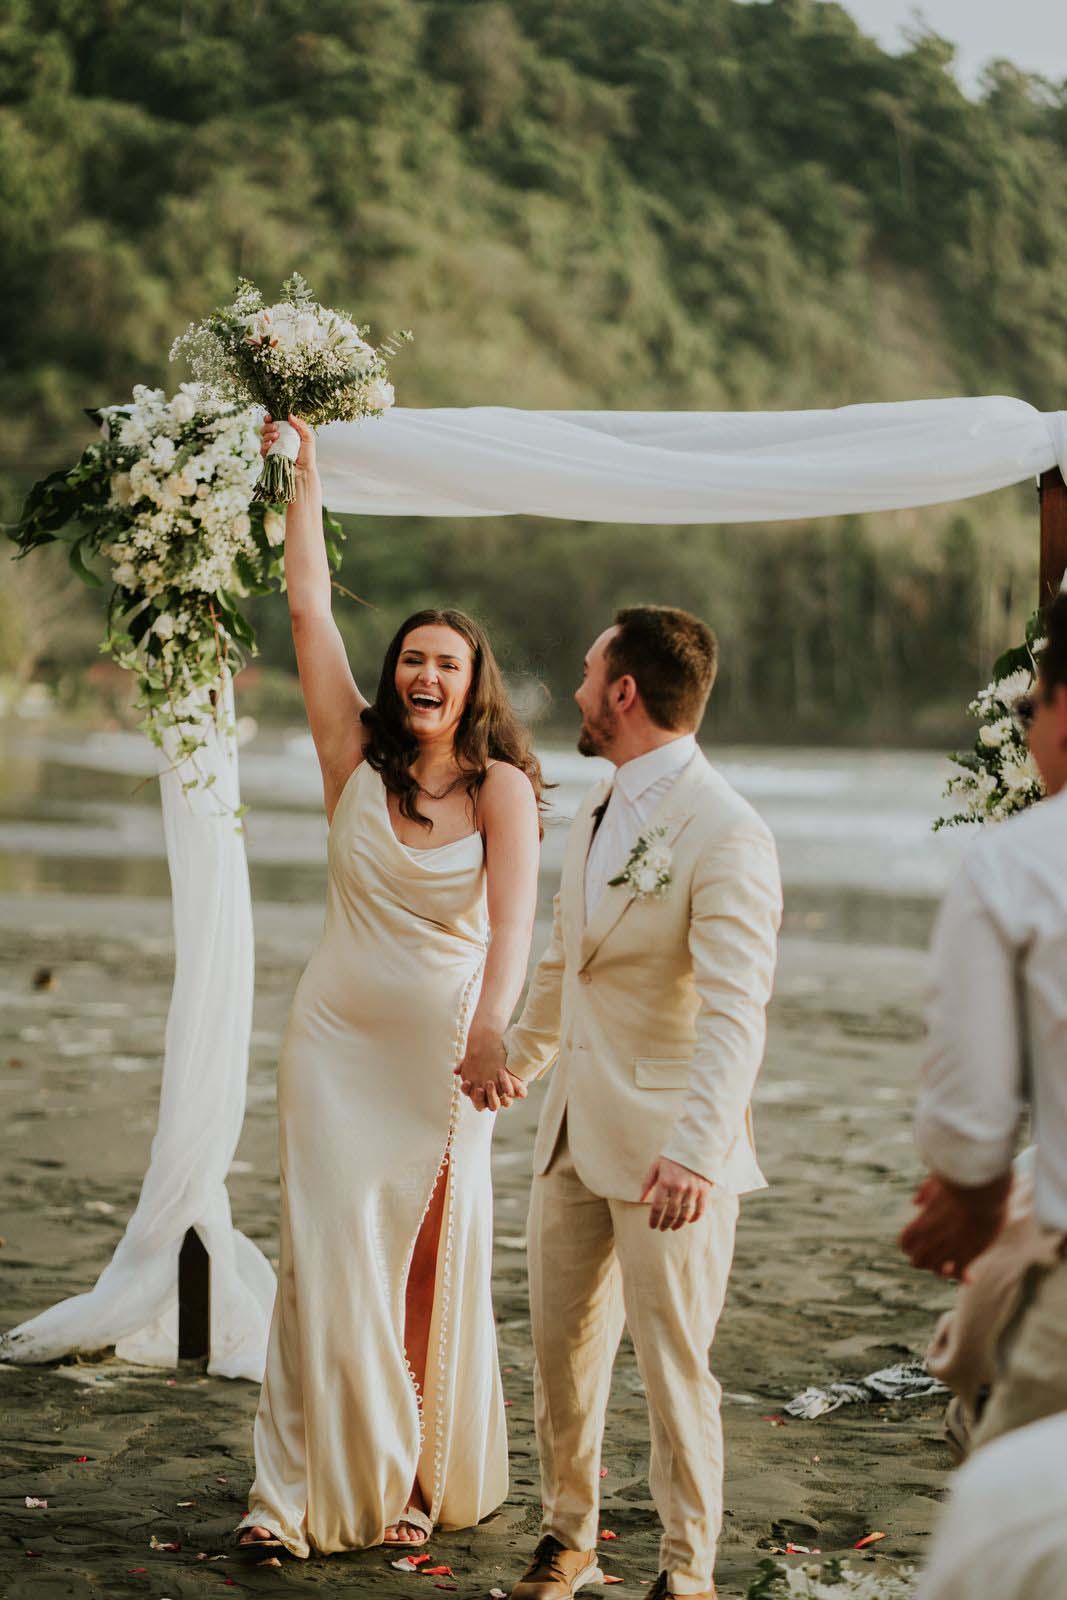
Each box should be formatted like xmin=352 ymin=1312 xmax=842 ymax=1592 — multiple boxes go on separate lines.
xmin=2 ymin=0 xmax=1064 ymax=739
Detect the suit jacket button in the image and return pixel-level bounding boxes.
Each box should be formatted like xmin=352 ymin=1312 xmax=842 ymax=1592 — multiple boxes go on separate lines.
xmin=579 ymin=971 xmax=592 ymax=984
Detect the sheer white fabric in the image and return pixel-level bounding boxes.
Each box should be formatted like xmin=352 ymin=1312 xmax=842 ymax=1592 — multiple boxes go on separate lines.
xmin=316 ymin=396 xmax=1067 ymax=521
xmin=4 ymin=391 xmax=1065 ymax=1387
xmin=1 ymin=677 xmax=274 ymax=1381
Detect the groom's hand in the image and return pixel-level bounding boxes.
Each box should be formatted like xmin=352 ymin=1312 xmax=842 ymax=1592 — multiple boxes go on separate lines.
xmin=455 ymin=1025 xmax=528 ymax=1113
xmin=640 ymin=1156 xmax=713 ymax=1231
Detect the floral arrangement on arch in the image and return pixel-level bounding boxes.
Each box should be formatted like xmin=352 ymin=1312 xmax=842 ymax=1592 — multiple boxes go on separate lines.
xmin=7 ymin=381 xmax=345 ymax=806
xmin=936 ymin=611 xmax=1046 ymax=829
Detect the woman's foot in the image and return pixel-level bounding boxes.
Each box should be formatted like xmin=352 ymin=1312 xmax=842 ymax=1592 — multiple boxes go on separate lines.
xmin=383 ymin=1504 xmax=433 ymax=1546
xmin=236 ymin=1524 xmax=285 ymax=1551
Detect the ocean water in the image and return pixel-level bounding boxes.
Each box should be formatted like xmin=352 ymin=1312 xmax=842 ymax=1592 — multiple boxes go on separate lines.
xmin=0 ymin=728 xmax=970 ymax=949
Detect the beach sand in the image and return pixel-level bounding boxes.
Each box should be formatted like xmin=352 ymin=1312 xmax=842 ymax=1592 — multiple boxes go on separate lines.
xmin=0 ymin=890 xmax=956 ymax=1599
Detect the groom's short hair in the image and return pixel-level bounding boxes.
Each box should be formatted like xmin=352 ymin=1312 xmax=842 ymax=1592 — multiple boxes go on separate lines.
xmin=605 ymin=606 xmax=718 ymax=730
xmin=1039 ymin=592 xmax=1067 ymax=692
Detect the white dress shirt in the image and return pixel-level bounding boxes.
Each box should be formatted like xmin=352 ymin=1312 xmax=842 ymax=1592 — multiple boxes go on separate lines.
xmin=584 ymin=734 xmax=697 ymax=922
xmin=916 ymin=786 xmax=1067 ymax=1231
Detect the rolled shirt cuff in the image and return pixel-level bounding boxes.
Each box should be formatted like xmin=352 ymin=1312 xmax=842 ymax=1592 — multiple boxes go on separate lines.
xmin=915 ymin=1112 xmax=1016 ymax=1189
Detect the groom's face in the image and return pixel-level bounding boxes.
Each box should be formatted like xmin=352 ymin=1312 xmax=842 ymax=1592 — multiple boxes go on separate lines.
xmin=575 ymin=627 xmax=620 ymax=758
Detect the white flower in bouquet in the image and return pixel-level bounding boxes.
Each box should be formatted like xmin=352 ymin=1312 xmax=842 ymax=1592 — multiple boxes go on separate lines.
xmin=989 ymin=666 xmax=1032 ymax=711
xmin=170 ymin=272 xmax=412 ymax=504
xmin=263 ymin=509 xmax=286 ymax=547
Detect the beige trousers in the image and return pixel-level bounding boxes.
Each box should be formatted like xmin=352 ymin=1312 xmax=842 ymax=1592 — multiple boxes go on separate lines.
xmin=971 ymin=1253 xmax=1067 ymax=1450
xmin=526 ymin=1122 xmax=739 ymax=1596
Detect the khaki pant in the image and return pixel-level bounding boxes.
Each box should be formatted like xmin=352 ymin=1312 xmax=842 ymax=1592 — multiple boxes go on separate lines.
xmin=526 ymin=1122 xmax=738 ymax=1596
xmin=972 ymin=1253 xmax=1067 ymax=1450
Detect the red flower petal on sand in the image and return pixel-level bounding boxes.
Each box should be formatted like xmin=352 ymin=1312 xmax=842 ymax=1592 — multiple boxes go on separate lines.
xmin=854 ymin=1531 xmax=887 ymax=1550
xmin=599 ymin=1468 xmax=608 ymax=1479
xmin=128 ymin=1568 xmax=148 ymax=1575
xmin=75 ymin=1455 xmax=89 ymax=1463
xmin=599 ymin=1530 xmax=618 ymax=1541
xmin=26 ymin=1550 xmax=43 ymax=1558
xmin=603 ymin=1578 xmax=623 ymax=1587
xmin=409 ymin=1553 xmax=431 ymax=1566
xmin=422 ymin=1565 xmax=454 ymax=1576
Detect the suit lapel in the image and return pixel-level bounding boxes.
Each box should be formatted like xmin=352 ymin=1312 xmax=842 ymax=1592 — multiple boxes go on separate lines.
xmin=578 ymin=752 xmax=706 ymax=971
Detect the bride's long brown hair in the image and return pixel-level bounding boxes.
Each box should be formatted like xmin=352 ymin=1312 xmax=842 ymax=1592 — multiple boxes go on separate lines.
xmin=360 ymin=608 xmax=547 ymax=834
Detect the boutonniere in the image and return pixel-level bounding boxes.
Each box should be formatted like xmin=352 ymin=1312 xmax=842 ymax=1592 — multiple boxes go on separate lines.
xmin=608 ymin=825 xmax=673 ymax=899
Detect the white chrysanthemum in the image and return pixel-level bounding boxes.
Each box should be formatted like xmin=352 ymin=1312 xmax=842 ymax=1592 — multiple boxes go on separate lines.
xmin=1001 ymin=751 xmax=1041 ymax=793
xmin=633 ymin=863 xmax=660 ymax=894
xmin=992 ymin=667 xmax=1033 ymax=709
xmin=153 ymin=613 xmax=176 ymax=640
xmin=645 ymin=845 xmax=672 ymax=875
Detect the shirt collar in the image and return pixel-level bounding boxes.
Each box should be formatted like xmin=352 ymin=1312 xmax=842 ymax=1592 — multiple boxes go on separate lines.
xmin=615 ymin=733 xmax=697 ymax=803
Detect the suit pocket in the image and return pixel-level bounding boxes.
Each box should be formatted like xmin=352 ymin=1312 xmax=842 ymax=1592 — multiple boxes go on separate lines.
xmin=634 ymin=1057 xmax=691 ymax=1089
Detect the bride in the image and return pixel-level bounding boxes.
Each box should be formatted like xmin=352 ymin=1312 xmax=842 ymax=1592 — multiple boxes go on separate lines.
xmin=235 ymin=413 xmax=542 ymax=1557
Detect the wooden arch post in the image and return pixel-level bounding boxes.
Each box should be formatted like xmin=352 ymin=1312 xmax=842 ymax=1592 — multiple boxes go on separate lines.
xmin=1040 ymin=467 xmax=1067 ymax=603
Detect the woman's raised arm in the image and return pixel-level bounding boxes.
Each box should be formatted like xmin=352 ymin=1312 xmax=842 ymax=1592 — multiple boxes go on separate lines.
xmin=262 ymin=414 xmax=367 ymax=819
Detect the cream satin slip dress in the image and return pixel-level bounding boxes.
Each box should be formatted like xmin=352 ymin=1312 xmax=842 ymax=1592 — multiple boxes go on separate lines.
xmin=237 ymin=759 xmax=508 ymax=1556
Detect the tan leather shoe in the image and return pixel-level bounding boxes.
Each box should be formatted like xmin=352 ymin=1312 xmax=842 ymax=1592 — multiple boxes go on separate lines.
xmin=509 ymin=1534 xmax=603 ymax=1598
xmin=643 ymin=1574 xmax=717 ymax=1600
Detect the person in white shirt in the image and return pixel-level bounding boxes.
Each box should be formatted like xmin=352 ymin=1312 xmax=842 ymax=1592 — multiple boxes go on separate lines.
xmin=461 ymin=606 xmax=782 ymax=1600
xmin=916 ymin=1412 xmax=1067 ymax=1600
xmin=902 ymin=592 xmax=1067 ymax=1448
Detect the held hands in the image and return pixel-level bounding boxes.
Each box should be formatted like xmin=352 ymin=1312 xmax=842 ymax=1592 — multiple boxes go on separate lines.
xmin=455 ymin=1022 xmax=528 ymax=1113
xmin=261 ymin=412 xmax=317 ymax=478
xmin=899 ymin=1171 xmax=1011 ymax=1280
xmin=640 ymin=1155 xmax=713 ymax=1231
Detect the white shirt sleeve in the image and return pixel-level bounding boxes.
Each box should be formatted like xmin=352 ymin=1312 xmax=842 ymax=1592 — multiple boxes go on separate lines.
xmin=916 ymin=859 xmax=1025 ymax=1186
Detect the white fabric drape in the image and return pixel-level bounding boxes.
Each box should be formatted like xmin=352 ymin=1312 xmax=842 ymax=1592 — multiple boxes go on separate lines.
xmin=316 ymin=396 xmax=1067 ymax=521
xmin=1 ymin=677 xmax=274 ymax=1381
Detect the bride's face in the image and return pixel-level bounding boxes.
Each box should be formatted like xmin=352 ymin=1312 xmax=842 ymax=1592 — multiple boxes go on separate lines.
xmin=395 ymin=625 xmax=475 ymax=741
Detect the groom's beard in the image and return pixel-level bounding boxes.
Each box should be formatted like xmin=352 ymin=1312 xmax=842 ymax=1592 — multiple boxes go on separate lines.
xmin=577 ymin=695 xmax=616 ymax=758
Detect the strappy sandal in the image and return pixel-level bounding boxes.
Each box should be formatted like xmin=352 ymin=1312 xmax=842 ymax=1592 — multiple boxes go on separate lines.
xmin=382 ymin=1505 xmax=433 ymax=1547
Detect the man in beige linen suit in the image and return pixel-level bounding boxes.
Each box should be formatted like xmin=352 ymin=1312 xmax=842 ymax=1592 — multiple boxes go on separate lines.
xmin=497 ymin=607 xmax=782 ymax=1600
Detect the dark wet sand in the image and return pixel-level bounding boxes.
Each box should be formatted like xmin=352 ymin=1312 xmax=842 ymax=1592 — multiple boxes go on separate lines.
xmin=0 ymin=892 xmax=953 ymax=1598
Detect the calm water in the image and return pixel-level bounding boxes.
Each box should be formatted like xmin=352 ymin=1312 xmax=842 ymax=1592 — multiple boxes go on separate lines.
xmin=0 ymin=727 xmax=970 ymax=949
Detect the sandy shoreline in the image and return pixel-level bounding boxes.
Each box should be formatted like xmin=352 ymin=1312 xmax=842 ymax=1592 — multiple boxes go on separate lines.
xmin=0 ymin=891 xmax=955 ymax=1598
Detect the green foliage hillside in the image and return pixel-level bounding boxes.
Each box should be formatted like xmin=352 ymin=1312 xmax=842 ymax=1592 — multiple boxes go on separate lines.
xmin=3 ymin=0 xmax=1065 ymax=739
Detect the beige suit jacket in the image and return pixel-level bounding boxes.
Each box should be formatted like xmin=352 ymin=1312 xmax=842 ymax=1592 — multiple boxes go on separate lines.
xmin=506 ymin=750 xmax=783 ymax=1201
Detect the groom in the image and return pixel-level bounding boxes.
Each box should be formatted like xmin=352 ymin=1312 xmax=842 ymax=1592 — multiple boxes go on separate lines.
xmin=499 ymin=606 xmax=781 ymax=1600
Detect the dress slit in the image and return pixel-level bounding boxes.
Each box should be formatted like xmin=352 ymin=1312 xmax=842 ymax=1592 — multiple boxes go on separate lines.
xmin=397 ymin=963 xmax=482 ymax=1521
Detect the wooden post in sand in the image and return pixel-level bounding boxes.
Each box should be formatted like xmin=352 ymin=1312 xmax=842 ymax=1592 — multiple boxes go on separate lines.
xmin=1039 ymin=467 xmax=1067 ymax=603
xmin=178 ymin=1227 xmax=210 ymax=1364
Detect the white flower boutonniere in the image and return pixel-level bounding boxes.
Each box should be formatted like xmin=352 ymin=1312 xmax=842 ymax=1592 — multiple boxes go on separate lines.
xmin=608 ymin=825 xmax=673 ymax=899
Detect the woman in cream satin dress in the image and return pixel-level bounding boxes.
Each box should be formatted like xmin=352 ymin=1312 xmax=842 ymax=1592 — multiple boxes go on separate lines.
xmin=235 ymin=414 xmax=542 ymax=1558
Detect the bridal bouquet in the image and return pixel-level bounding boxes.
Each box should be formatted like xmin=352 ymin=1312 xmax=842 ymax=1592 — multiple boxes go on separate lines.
xmin=8 ymin=382 xmax=344 ymax=791
xmin=936 ymin=611 xmax=1046 ymax=828
xmin=170 ymin=273 xmax=411 ymax=504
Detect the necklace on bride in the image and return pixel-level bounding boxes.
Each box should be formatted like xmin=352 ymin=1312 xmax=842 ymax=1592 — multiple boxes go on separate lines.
xmin=416 ymin=773 xmax=466 ymax=801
